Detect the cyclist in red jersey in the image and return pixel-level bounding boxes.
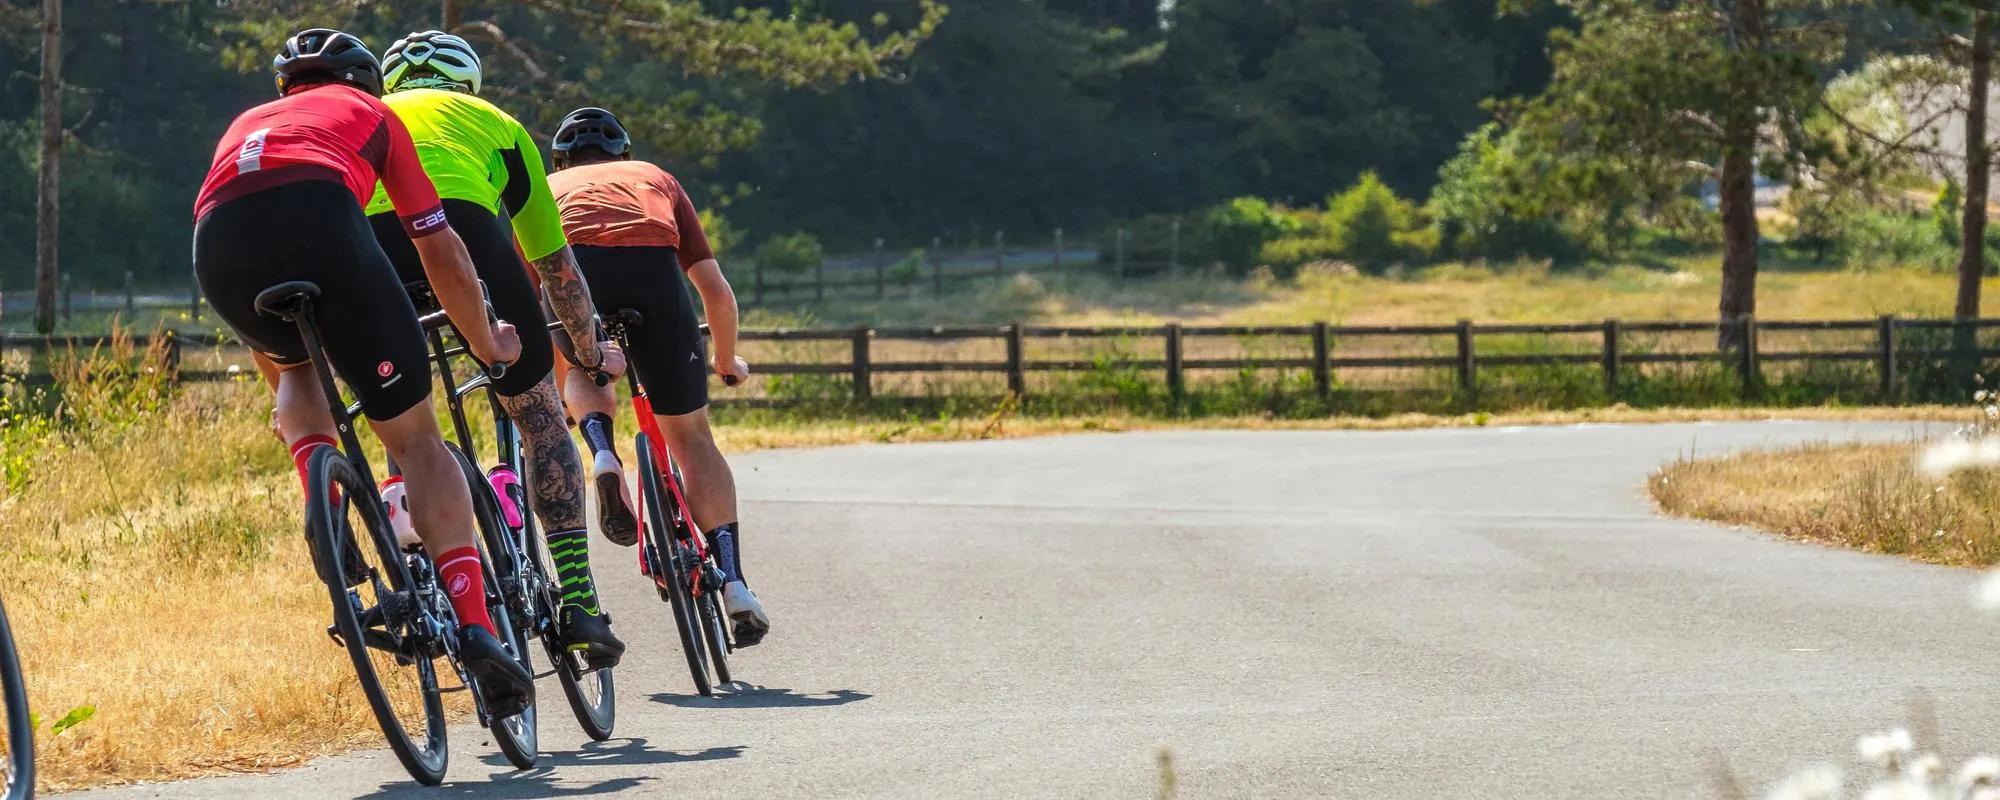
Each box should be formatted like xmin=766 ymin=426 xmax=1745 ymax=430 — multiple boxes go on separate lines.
xmin=191 ymin=29 xmax=534 ymax=717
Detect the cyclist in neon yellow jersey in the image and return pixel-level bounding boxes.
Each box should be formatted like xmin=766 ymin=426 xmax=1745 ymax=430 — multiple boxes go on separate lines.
xmin=362 ymin=30 xmax=636 ymax=669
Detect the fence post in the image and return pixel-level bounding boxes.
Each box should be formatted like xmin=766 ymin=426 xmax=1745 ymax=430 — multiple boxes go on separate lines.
xmin=753 ymin=259 xmax=765 ymax=306
xmin=1311 ymin=321 xmax=1331 ymax=400
xmin=1165 ymin=323 xmax=1185 ymax=402
xmin=189 ymin=275 xmax=201 ymax=322
xmin=1115 ymin=227 xmax=1127 ymax=278
xmin=1053 ymin=227 xmax=1064 ymax=279
xmin=931 ymin=237 xmax=944 ymax=295
xmin=873 ymin=238 xmax=886 ymax=300
xmin=1878 ymin=314 xmax=1898 ymax=402
xmin=1737 ymin=313 xmax=1759 ymax=401
xmin=1456 ymin=319 xmax=1476 ymax=398
xmin=60 ymin=273 xmax=70 ymax=322
xmin=1005 ymin=322 xmax=1026 ymax=396
xmin=1169 ymin=219 xmax=1181 ymax=275
xmin=994 ymin=231 xmax=1005 ymax=281
xmin=124 ymin=270 xmax=135 ymax=319
xmin=851 ymin=324 xmax=871 ymax=401
xmin=1602 ymin=318 xmax=1621 ymax=399
xmin=815 ymin=255 xmax=825 ymax=303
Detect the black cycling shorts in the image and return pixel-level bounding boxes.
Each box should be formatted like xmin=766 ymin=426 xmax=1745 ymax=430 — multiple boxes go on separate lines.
xmin=193 ymin=179 xmax=431 ymax=422
xmin=551 ymin=245 xmax=709 ymax=417
xmin=368 ymin=199 xmax=554 ymax=397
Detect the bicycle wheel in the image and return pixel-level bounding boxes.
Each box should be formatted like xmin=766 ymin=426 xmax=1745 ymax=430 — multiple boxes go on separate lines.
xmin=0 ymin=595 xmax=33 ymax=800
xmin=448 ymin=444 xmax=538 ymax=770
xmin=528 ymin=532 xmax=618 ymax=740
xmin=698 ymin=589 xmax=732 ymax=686
xmin=637 ymin=434 xmax=713 ymax=696
xmin=307 ymin=446 xmax=448 ymax=786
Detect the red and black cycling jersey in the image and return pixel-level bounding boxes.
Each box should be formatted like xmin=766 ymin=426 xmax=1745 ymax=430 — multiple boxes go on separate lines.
xmin=193 ymin=83 xmax=446 ymax=239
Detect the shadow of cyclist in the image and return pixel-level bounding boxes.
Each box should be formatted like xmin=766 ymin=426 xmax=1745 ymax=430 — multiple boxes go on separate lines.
xmin=478 ymin=736 xmax=746 ymax=772
xmin=649 ymin=686 xmax=872 ymax=709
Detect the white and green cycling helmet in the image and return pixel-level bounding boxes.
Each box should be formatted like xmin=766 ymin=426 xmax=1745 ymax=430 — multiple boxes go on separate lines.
xmin=382 ymin=31 xmax=482 ymax=94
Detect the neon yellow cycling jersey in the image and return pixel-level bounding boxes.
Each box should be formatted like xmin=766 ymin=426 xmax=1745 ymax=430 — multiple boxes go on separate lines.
xmin=364 ymin=88 xmax=567 ymax=261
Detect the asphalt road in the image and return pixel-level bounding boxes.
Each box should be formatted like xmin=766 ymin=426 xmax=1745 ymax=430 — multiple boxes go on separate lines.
xmin=72 ymin=421 xmax=1997 ymax=799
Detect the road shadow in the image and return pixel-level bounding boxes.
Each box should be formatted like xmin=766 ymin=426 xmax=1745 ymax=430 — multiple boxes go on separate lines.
xmin=650 ymin=686 xmax=873 ymax=709
xmin=476 ymin=736 xmax=747 ymax=771
xmin=354 ymin=772 xmax=653 ymax=799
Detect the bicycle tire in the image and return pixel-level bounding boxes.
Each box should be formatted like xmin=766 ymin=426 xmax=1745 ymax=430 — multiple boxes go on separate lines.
xmin=0 ymin=595 xmax=33 ymax=800
xmin=307 ymin=447 xmax=448 ymax=786
xmin=448 ymin=444 xmax=539 ymax=770
xmin=637 ymin=434 xmax=713 ymax=696
xmin=698 ymin=590 xmax=732 ymax=687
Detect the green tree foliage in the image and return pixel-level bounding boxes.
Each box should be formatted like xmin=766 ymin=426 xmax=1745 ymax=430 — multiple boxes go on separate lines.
xmin=1425 ymin=124 xmax=1588 ymax=264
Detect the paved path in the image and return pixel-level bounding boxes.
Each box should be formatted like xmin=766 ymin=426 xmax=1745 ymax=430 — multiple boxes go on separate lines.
xmin=75 ymin=421 xmax=1993 ymax=799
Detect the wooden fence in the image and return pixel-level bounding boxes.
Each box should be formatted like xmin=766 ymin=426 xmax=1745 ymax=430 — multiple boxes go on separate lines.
xmin=4 ymin=314 xmax=1997 ymax=404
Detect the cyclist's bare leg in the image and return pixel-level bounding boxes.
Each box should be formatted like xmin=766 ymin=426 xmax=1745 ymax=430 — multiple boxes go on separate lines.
xmin=497 ymin=377 xmax=587 ymax=531
xmin=367 ymin=399 xmax=476 ymax=558
xmin=561 ymin=363 xmax=620 ymax=420
xmin=654 ymin=407 xmax=736 ymax=533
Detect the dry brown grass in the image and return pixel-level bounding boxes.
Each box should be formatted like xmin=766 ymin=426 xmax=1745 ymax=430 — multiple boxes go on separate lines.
xmin=1 ymin=369 xmax=1969 ymax=792
xmin=1651 ymin=440 xmax=2000 ymax=566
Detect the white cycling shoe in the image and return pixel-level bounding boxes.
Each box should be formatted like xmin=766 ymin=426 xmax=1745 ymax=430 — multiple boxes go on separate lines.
xmin=720 ymin=580 xmax=769 ymax=646
xmin=591 ymin=450 xmax=640 ymax=547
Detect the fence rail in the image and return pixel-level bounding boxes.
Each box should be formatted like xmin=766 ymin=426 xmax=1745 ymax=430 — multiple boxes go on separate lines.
xmin=5 ymin=313 xmax=2000 ymax=406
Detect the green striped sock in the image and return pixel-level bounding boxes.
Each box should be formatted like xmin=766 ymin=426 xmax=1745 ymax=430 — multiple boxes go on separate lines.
xmin=545 ymin=528 xmax=601 ymax=615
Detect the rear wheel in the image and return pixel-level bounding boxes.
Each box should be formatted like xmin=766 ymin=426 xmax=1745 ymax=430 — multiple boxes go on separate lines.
xmin=699 ymin=589 xmax=732 ymax=687
xmin=308 ymin=446 xmax=448 ymax=786
xmin=0 ymin=595 xmax=33 ymax=800
xmin=449 ymin=443 xmax=538 ymax=770
xmin=638 ymin=434 xmax=713 ymax=696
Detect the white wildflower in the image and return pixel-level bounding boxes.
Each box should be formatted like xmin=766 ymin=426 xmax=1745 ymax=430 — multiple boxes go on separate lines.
xmin=1957 ymin=756 xmax=2000 ymax=791
xmin=1919 ymin=438 xmax=2000 ymax=476
xmin=1860 ymin=729 xmax=1917 ymax=770
xmin=1859 ymin=777 xmax=1939 ymax=800
xmin=1976 ymin=571 xmax=2000 ymax=612
xmin=227 ymin=364 xmax=242 ymax=376
xmin=1768 ymin=765 xmax=1845 ymax=800
xmin=1976 ymin=390 xmax=1989 ymax=402
xmin=1908 ymin=753 xmax=1943 ymax=783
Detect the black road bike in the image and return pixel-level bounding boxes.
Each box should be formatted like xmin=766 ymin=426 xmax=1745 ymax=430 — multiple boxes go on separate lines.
xmin=0 ymin=593 xmax=32 ymax=800
xmin=413 ymin=283 xmax=616 ymax=742
xmin=253 ymin=280 xmax=535 ymax=785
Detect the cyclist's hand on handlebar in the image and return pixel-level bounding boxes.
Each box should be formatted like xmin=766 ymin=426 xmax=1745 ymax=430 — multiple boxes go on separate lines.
xmin=477 ymin=320 xmax=523 ymax=368
xmin=714 ymin=355 xmax=750 ymax=387
xmin=592 ymin=340 xmax=629 ymax=379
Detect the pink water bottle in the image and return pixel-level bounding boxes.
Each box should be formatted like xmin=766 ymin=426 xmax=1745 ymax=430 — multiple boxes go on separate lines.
xmin=487 ymin=466 xmax=526 ymax=530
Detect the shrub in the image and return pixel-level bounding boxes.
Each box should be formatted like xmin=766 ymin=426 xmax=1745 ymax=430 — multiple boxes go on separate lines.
xmin=1424 ymin=124 xmax=1588 ymax=264
xmin=753 ymin=232 xmax=825 ymax=276
xmin=1187 ymin=197 xmax=1299 ymax=274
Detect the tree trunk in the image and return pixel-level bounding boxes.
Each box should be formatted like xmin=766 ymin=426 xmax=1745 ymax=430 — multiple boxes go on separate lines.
xmin=1717 ymin=141 xmax=1759 ymax=349
xmin=32 ymin=0 xmax=62 ymax=335
xmin=442 ymin=0 xmax=463 ymax=32
xmin=1961 ymin=10 xmax=1993 ymax=321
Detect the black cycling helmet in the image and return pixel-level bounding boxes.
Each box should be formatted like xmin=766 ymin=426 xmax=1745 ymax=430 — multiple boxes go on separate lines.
xmin=551 ymin=107 xmax=631 ymax=162
xmin=274 ymin=28 xmax=384 ymax=97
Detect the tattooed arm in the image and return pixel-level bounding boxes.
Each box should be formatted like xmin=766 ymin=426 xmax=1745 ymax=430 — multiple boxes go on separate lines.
xmin=532 ymin=244 xmax=626 ymax=377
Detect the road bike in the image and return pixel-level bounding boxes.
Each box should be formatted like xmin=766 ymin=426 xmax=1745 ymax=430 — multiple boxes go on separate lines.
xmin=253 ymin=280 xmax=534 ymax=785
xmin=0 ymin=593 xmax=32 ymax=800
xmin=412 ymin=282 xmax=616 ymax=742
xmin=599 ymin=310 xmax=735 ymax=696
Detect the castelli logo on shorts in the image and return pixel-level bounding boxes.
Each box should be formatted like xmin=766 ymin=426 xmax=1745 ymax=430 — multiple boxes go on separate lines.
xmin=377 ymin=361 xmax=395 ymax=378
xmin=447 ymin=572 xmax=472 ymax=598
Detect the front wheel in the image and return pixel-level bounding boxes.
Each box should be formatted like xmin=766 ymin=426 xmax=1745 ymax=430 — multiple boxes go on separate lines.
xmin=637 ymin=433 xmax=713 ymax=697
xmin=448 ymin=443 xmax=538 ymax=770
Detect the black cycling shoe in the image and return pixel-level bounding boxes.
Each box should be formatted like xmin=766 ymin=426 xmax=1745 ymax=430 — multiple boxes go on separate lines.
xmin=558 ymin=606 xmax=626 ymax=671
xmin=458 ymin=624 xmax=535 ymax=720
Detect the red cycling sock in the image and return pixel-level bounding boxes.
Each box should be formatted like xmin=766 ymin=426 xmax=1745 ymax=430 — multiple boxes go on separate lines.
xmin=289 ymin=434 xmax=338 ymax=493
xmin=435 ymin=547 xmax=494 ymax=635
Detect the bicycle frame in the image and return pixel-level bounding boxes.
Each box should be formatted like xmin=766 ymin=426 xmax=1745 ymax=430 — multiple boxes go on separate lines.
xmin=601 ymin=320 xmax=714 ymax=593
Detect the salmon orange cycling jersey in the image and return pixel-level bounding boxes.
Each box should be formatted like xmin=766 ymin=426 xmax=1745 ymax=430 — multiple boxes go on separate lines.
xmin=362 ymin=88 xmax=569 ymax=261
xmin=545 ymin=160 xmax=714 ymax=267
xmin=194 ymin=83 xmax=444 ymax=239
